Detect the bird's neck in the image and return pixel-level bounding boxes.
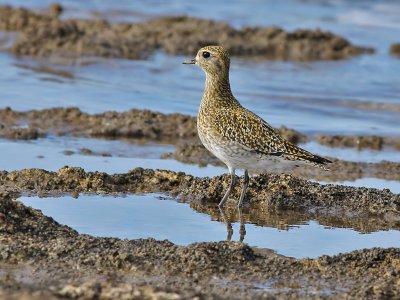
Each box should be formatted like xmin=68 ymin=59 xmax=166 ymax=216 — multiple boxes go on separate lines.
xmin=203 ymin=72 xmax=235 ymax=101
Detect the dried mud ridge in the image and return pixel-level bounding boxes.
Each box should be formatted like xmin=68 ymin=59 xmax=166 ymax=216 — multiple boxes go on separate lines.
xmin=0 ymin=4 xmax=374 ymax=61
xmin=0 ymin=167 xmax=399 ymax=216
xmin=1 ymin=171 xmax=400 ymax=299
xmin=1 ymin=107 xmax=399 ymax=151
xmin=0 ymin=107 xmax=198 ymax=141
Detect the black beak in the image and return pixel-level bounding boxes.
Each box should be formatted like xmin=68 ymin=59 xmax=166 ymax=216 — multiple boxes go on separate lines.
xmin=182 ymin=59 xmax=196 ymax=65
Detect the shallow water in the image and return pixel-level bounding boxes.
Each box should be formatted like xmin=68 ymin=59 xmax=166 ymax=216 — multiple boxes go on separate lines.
xmin=0 ymin=137 xmax=226 ymax=177
xmin=1 ymin=51 xmax=399 ymax=137
xmin=301 ymin=141 xmax=400 ymax=163
xmin=1 ymin=136 xmax=399 ymax=192
xmin=0 ymin=1 xmax=399 ymax=172
xmin=19 ymin=193 xmax=400 ymax=258
xmin=0 ymin=0 xmax=400 ymax=136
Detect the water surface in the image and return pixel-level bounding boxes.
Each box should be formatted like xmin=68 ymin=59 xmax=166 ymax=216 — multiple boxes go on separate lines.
xmin=0 ymin=137 xmax=226 ymax=177
xmin=0 ymin=0 xmax=399 ymax=136
xmin=19 ymin=193 xmax=400 ymax=258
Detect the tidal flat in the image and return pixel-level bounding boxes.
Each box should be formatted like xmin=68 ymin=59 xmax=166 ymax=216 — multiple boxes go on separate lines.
xmin=0 ymin=1 xmax=400 ymax=299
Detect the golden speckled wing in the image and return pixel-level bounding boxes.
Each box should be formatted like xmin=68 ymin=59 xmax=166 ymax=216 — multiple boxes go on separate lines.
xmin=211 ymin=104 xmax=330 ymax=165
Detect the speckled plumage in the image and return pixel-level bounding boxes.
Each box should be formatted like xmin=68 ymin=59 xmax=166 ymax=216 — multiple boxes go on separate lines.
xmin=184 ymin=45 xmax=331 ymax=207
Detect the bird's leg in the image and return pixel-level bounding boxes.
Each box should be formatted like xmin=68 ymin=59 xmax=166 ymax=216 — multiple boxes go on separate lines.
xmin=237 ymin=170 xmax=249 ymax=208
xmin=238 ymin=208 xmax=246 ymax=242
xmin=219 ymin=168 xmax=236 ymax=207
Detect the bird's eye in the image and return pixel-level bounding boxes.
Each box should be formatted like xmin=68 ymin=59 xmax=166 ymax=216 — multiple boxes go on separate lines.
xmin=202 ymin=51 xmax=211 ymax=58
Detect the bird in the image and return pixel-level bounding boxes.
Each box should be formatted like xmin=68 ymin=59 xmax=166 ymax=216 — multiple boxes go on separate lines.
xmin=183 ymin=45 xmax=331 ymax=208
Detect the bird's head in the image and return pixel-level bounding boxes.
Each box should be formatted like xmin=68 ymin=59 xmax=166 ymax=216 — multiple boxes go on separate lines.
xmin=183 ymin=45 xmax=230 ymax=77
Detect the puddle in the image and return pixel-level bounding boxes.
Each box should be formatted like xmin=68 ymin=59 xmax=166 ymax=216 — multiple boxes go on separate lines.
xmin=1 ymin=135 xmax=399 ymax=192
xmin=19 ymin=193 xmax=400 ymax=259
xmin=255 ymin=280 xmax=348 ymax=295
xmin=37 ymin=135 xmax=176 ymax=159
xmin=0 ymin=263 xmax=48 ymax=286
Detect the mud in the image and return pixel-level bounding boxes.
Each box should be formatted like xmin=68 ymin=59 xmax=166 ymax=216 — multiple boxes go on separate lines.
xmin=1 ymin=106 xmax=399 ymax=183
xmin=0 ymin=167 xmax=399 ymax=216
xmin=0 ymin=107 xmax=308 ymax=144
xmin=317 ymin=134 xmax=400 ymax=151
xmin=0 ymin=107 xmax=198 ymax=140
xmin=79 ymin=148 xmax=112 ymax=157
xmin=340 ymin=99 xmax=400 ymax=114
xmin=63 ymin=148 xmax=112 ymax=157
xmin=291 ymin=159 xmax=400 ymax=182
xmin=0 ymin=4 xmax=374 ymax=61
xmin=390 ymin=43 xmax=400 ymax=57
xmin=162 ymin=141 xmax=400 ymax=182
xmin=0 ymin=126 xmax=44 ymax=140
xmin=3 ymin=106 xmax=399 ymax=151
xmin=0 ymin=188 xmax=400 ymax=299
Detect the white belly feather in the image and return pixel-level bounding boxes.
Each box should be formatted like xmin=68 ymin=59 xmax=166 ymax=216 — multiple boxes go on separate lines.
xmin=198 ymin=130 xmax=306 ymax=171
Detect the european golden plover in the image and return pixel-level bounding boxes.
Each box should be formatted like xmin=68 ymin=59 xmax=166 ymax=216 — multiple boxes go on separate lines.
xmin=184 ymin=45 xmax=331 ymax=208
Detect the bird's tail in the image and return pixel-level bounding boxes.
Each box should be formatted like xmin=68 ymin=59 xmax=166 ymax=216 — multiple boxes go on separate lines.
xmin=303 ymin=154 xmax=332 ymax=171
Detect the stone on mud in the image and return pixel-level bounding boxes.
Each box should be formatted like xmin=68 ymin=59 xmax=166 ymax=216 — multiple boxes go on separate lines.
xmin=390 ymin=43 xmax=400 ymax=57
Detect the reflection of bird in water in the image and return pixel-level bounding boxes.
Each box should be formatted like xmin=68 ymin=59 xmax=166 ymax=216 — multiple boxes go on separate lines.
xmin=219 ymin=207 xmax=246 ymax=242
xmin=184 ymin=46 xmax=331 ymax=207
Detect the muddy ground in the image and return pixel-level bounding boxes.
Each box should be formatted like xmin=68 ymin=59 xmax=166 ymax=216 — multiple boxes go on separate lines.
xmin=390 ymin=43 xmax=400 ymax=57
xmin=0 ymin=4 xmax=374 ymax=61
xmin=0 ymin=107 xmax=399 ymax=299
xmin=0 ymin=5 xmax=399 ymax=299
xmin=0 ymin=168 xmax=400 ymax=299
xmin=1 ymin=107 xmax=399 ymax=183
xmin=0 ymin=107 xmax=198 ymax=140
xmin=0 ymin=167 xmax=399 ymax=216
xmin=2 ymin=107 xmax=399 ymax=150
xmin=316 ymin=134 xmax=400 ymax=150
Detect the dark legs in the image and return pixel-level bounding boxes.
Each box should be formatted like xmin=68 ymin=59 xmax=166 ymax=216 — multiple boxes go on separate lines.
xmin=219 ymin=168 xmax=249 ymax=208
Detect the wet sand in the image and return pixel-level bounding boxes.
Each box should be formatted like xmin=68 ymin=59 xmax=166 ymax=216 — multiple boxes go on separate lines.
xmin=1 ymin=172 xmax=399 ymax=299
xmin=0 ymin=4 xmax=373 ymax=61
